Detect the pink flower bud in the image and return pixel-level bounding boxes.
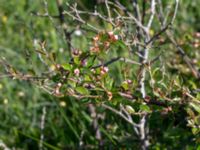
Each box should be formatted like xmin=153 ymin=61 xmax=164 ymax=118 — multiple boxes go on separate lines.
xmin=108 ymin=31 xmax=114 ymax=36
xmin=72 ymin=49 xmax=80 ymax=56
xmin=100 ymin=66 xmax=109 ymax=75
xmin=57 ymin=83 xmax=62 ymax=87
xmin=126 ymin=79 xmax=132 ymax=84
xmin=74 ymin=68 xmax=80 ymax=76
xmin=114 ymin=35 xmax=119 ymax=40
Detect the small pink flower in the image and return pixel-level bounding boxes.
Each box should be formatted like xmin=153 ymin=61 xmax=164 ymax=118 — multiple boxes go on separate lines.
xmin=126 ymin=79 xmax=132 ymax=84
xmin=100 ymin=66 xmax=109 ymax=75
xmin=194 ymin=32 xmax=200 ymax=38
xmin=74 ymin=68 xmax=80 ymax=76
xmin=103 ymin=66 xmax=109 ymax=72
xmin=108 ymin=31 xmax=114 ymax=36
xmin=114 ymin=35 xmax=119 ymax=40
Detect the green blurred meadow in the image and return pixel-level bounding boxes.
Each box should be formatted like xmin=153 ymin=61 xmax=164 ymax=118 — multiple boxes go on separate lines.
xmin=0 ymin=0 xmax=200 ymax=149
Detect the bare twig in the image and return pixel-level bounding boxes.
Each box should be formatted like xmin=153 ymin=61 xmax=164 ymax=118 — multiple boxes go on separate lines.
xmin=101 ymin=103 xmax=139 ymax=127
xmin=39 ymin=106 xmax=46 ymax=150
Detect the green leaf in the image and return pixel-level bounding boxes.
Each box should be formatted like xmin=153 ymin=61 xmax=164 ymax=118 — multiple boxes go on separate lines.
xmin=125 ymin=105 xmax=135 ymax=114
xmin=140 ymin=104 xmax=151 ymax=112
xmin=121 ymin=81 xmax=129 ymax=91
xmin=52 ymin=74 xmax=60 ymax=82
xmin=68 ymin=79 xmax=77 ymax=88
xmin=190 ymin=102 xmax=200 ymax=114
xmin=74 ymin=57 xmax=80 ymax=65
xmin=114 ymin=40 xmax=127 ymax=49
xmin=62 ymin=63 xmax=72 ymax=70
xmin=195 ymin=116 xmax=200 ymax=125
xmin=192 ymin=127 xmax=199 ymax=135
xmin=84 ymin=75 xmax=91 ymax=81
xmin=75 ymin=86 xmax=89 ymax=95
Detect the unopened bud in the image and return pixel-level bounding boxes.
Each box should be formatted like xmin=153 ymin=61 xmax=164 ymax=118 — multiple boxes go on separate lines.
xmin=56 ymin=64 xmax=61 ymax=69
xmin=93 ymin=35 xmax=99 ymax=41
xmin=107 ymin=91 xmax=113 ymax=101
xmin=57 ymin=83 xmax=62 ymax=87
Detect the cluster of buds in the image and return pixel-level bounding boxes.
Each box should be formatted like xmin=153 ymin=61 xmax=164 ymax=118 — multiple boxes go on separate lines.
xmin=90 ymin=46 xmax=100 ymax=53
xmin=90 ymin=31 xmax=119 ymax=54
xmin=191 ymin=32 xmax=200 ymax=48
xmin=107 ymin=31 xmax=119 ymax=42
xmin=90 ymin=34 xmax=101 ymax=53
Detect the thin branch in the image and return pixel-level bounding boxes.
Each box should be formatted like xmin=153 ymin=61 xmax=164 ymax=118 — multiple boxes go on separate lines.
xmin=171 ymin=0 xmax=179 ymax=24
xmin=92 ymin=57 xmax=141 ymax=69
xmin=101 ymin=103 xmax=139 ymax=127
xmin=145 ymin=22 xmax=171 ymax=45
xmin=147 ymin=0 xmax=156 ymax=29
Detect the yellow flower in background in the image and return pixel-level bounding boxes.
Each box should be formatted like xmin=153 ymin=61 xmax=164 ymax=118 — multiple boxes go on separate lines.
xmin=4 ymin=98 xmax=8 ymax=104
xmin=2 ymin=15 xmax=7 ymax=23
xmin=59 ymin=101 xmax=66 ymax=107
xmin=0 ymin=83 xmax=3 ymax=90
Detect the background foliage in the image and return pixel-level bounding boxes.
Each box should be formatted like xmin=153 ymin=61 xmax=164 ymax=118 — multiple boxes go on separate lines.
xmin=0 ymin=0 xmax=200 ymax=149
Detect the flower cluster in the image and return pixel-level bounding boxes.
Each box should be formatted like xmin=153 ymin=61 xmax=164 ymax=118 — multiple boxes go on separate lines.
xmin=90 ymin=31 xmax=119 ymax=53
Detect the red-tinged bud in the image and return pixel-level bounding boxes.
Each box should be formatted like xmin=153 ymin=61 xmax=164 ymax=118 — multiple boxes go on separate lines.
xmin=194 ymin=32 xmax=200 ymax=38
xmin=108 ymin=31 xmax=114 ymax=36
xmin=193 ymin=42 xmax=199 ymax=48
xmin=104 ymin=41 xmax=110 ymax=49
xmin=107 ymin=91 xmax=113 ymax=101
xmin=90 ymin=46 xmax=100 ymax=53
xmin=108 ymin=31 xmax=119 ymax=42
xmin=93 ymin=35 xmax=100 ymax=41
xmin=144 ymin=96 xmax=151 ymax=102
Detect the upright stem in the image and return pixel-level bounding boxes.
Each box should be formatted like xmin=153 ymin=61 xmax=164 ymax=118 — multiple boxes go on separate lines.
xmin=135 ymin=0 xmax=156 ymax=149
